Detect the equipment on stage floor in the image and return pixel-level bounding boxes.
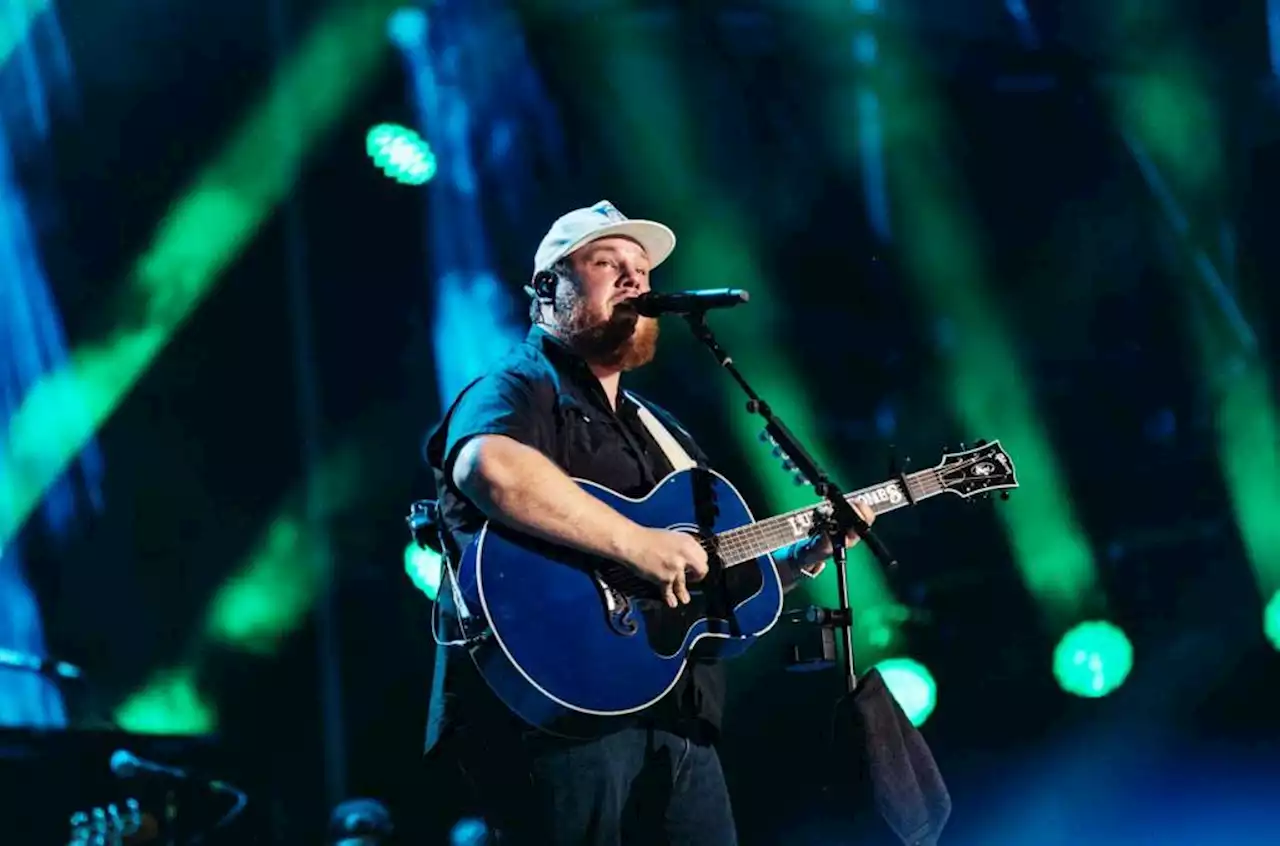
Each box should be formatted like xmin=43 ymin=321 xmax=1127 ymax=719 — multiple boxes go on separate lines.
xmin=328 ymin=797 xmax=394 ymax=846
xmin=67 ymin=797 xmax=149 ymax=845
xmin=0 ymin=729 xmax=245 ymax=845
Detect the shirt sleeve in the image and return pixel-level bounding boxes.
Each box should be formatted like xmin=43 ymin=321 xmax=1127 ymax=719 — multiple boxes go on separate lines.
xmin=440 ymin=369 xmax=554 ymax=484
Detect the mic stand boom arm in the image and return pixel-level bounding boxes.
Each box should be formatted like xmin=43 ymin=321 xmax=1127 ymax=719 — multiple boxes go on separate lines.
xmin=683 ymin=311 xmax=898 ymax=694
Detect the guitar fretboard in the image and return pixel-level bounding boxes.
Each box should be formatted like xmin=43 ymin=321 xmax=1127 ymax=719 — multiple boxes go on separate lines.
xmin=713 ymin=468 xmax=947 ymax=566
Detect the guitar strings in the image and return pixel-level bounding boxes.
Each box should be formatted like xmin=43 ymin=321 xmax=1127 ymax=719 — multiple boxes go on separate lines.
xmin=714 ymin=457 xmax=1010 ymax=567
xmin=714 ymin=469 xmax=940 ymax=565
xmin=603 ymin=457 xmax=1007 ymax=588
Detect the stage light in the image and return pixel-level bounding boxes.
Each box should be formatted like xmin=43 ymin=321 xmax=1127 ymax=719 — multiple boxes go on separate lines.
xmin=2 ymin=0 xmax=409 ymax=553
xmin=1264 ymin=591 xmax=1280 ymax=651
xmin=404 ymin=541 xmax=442 ymax=601
xmin=874 ymin=657 xmax=937 ymax=726
xmin=1053 ymin=621 xmax=1133 ymax=698
xmin=114 ymin=668 xmax=216 ymax=734
xmin=450 ymin=817 xmax=489 ymax=846
xmin=366 ymin=123 xmax=436 ymax=185
xmin=386 ymin=6 xmax=427 ymax=50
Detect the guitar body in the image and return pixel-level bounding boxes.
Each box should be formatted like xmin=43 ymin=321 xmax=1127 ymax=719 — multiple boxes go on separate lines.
xmin=454 ymin=468 xmax=784 ymax=737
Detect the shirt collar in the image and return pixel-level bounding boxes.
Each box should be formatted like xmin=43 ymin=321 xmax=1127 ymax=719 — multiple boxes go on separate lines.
xmin=525 ymin=324 xmax=619 ymax=409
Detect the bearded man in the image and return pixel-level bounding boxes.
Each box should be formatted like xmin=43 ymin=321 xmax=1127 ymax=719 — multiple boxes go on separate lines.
xmin=420 ymin=200 xmax=873 ymax=845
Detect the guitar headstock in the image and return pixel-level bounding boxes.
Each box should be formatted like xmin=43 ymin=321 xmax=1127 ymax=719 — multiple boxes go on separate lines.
xmin=932 ymin=440 xmax=1018 ymax=499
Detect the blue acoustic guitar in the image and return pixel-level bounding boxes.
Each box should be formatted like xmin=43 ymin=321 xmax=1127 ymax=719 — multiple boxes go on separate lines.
xmin=450 ymin=440 xmax=1017 ymax=737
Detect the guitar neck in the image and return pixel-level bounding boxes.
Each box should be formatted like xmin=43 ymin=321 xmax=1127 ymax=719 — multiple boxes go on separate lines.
xmin=716 ymin=467 xmax=945 ymax=565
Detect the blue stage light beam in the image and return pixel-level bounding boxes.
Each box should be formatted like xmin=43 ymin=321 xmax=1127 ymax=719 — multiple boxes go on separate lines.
xmin=1270 ymin=0 xmax=1280 ymax=77
xmin=0 ymin=10 xmax=100 ymax=725
xmin=387 ymin=3 xmax=528 ymax=405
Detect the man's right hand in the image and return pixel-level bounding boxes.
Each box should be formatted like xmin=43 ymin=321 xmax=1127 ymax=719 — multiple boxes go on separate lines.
xmin=622 ymin=527 xmax=710 ymax=608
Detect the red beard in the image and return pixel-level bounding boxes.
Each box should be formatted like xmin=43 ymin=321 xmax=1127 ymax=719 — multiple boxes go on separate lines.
xmin=557 ymin=297 xmax=659 ymax=371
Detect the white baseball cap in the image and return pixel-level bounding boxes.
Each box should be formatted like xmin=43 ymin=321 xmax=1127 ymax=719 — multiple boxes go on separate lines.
xmin=529 ymin=200 xmax=676 ymax=288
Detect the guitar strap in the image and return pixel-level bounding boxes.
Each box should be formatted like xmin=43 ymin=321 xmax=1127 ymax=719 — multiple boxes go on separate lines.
xmin=626 ymin=391 xmax=743 ymax=637
xmin=624 ymin=392 xmax=698 ymax=472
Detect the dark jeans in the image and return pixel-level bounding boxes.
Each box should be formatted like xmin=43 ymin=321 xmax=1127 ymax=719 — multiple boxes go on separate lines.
xmin=447 ymin=724 xmax=738 ymax=846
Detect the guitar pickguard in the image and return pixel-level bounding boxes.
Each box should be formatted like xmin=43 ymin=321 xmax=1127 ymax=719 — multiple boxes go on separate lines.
xmin=638 ymin=561 xmax=765 ymax=658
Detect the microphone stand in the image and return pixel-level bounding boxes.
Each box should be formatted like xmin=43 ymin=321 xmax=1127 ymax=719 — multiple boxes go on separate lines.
xmin=682 ymin=311 xmax=898 ymax=694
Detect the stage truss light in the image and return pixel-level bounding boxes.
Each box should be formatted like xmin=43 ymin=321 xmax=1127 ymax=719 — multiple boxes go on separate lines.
xmin=366 ymin=123 xmax=436 ymax=185
xmin=1053 ymin=620 xmax=1133 ymax=698
xmin=874 ymin=656 xmax=937 ymax=726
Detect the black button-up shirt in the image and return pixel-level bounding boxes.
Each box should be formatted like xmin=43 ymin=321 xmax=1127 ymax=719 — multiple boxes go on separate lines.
xmin=422 ymin=326 xmax=727 ymax=754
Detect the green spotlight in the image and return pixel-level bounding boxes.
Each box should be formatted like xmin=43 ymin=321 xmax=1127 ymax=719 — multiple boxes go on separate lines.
xmin=1053 ymin=620 xmax=1133 ymax=698
xmin=404 ymin=541 xmax=442 ymax=601
xmin=114 ymin=668 xmax=216 ymax=734
xmin=1264 ymin=591 xmax=1280 ymax=652
xmin=366 ymin=123 xmax=436 ymax=185
xmin=0 ymin=0 xmax=410 ymax=553
xmin=874 ymin=657 xmax=937 ymax=727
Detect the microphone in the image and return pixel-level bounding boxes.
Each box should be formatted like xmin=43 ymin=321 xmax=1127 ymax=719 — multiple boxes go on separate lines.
xmin=110 ymin=749 xmax=250 ymax=831
xmin=110 ymin=749 xmax=189 ymax=781
xmin=632 ymin=288 xmax=749 ymax=317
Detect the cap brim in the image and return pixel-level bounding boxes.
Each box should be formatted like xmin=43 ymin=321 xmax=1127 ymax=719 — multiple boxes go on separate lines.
xmin=539 ymin=219 xmax=676 ymax=277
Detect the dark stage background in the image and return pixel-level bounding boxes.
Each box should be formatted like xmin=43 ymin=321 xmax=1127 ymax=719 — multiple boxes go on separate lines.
xmin=3 ymin=0 xmax=1279 ymax=843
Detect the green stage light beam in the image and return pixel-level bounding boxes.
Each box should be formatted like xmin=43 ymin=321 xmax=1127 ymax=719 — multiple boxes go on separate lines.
xmin=113 ymin=666 xmax=217 ymax=735
xmin=1105 ymin=2 xmax=1224 ymax=201
xmin=859 ymin=13 xmax=1100 ymax=631
xmin=557 ymin=3 xmax=897 ymax=653
xmin=1102 ymin=5 xmax=1280 ymax=602
xmin=0 ymin=0 xmax=408 ymax=555
xmin=114 ymin=421 xmax=391 ymax=732
xmin=1264 ymin=591 xmax=1280 ymax=652
xmin=1188 ymin=315 xmax=1280 ymax=599
xmin=801 ymin=1 xmax=1099 ymax=633
xmin=202 ymin=440 xmax=369 ymax=653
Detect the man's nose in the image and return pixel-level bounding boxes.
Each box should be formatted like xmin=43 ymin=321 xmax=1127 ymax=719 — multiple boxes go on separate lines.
xmin=617 ymin=268 xmax=646 ymax=292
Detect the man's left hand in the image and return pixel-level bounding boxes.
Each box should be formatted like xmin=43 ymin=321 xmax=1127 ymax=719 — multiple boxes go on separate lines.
xmin=794 ymin=501 xmax=877 ymax=578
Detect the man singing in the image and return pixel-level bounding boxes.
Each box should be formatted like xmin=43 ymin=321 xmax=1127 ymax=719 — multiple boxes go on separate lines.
xmin=422 ymin=200 xmax=875 ymax=845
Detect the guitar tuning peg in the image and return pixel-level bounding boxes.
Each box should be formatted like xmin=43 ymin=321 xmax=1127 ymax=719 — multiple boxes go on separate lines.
xmin=758 ymin=431 xmax=769 ymax=442
xmin=781 ymin=459 xmax=795 ymax=472
xmin=793 ymin=473 xmax=809 ymax=486
xmin=771 ymin=446 xmax=783 ymax=458
xmin=975 ymin=438 xmax=988 ymax=447
xmin=1000 ymin=491 xmax=1011 ymax=501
